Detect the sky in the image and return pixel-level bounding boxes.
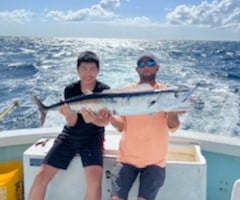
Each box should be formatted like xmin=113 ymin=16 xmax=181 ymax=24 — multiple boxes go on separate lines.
xmin=0 ymin=0 xmax=240 ymax=41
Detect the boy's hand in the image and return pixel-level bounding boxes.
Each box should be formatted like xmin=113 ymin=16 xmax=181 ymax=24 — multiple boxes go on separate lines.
xmin=80 ymin=108 xmax=111 ymax=124
xmin=59 ymin=103 xmax=72 ymax=117
xmin=59 ymin=102 xmax=78 ymax=126
xmin=80 ymin=108 xmax=97 ymax=123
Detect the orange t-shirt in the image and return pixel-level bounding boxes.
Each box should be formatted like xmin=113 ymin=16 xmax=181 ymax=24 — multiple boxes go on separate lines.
xmin=117 ymin=83 xmax=175 ymax=168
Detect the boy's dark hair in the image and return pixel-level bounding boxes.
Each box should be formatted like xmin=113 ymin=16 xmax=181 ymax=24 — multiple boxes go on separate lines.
xmin=77 ymin=51 xmax=100 ymax=69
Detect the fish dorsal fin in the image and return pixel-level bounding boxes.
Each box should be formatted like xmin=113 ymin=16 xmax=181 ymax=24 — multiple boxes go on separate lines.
xmin=102 ymin=83 xmax=153 ymax=94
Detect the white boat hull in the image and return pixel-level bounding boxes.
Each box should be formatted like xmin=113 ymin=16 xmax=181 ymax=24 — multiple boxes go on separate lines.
xmin=23 ymin=136 xmax=206 ymax=200
xmin=1 ymin=126 xmax=240 ymax=200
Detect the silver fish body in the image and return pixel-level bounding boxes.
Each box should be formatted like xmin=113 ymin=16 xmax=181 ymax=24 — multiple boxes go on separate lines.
xmin=33 ymin=87 xmax=193 ymax=125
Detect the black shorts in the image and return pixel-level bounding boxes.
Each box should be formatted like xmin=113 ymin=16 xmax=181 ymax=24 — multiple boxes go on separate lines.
xmin=43 ymin=133 xmax=104 ymax=169
xmin=111 ymin=162 xmax=165 ymax=200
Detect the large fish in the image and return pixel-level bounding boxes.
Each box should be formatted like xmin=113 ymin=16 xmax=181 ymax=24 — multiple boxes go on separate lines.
xmin=33 ymin=84 xmax=194 ymax=126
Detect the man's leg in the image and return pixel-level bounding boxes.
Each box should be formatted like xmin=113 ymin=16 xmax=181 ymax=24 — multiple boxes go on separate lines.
xmin=111 ymin=163 xmax=138 ymax=200
xmin=138 ymin=165 xmax=165 ymax=200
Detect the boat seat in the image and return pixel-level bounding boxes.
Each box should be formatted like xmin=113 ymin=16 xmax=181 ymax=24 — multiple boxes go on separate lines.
xmin=231 ymin=179 xmax=240 ymax=200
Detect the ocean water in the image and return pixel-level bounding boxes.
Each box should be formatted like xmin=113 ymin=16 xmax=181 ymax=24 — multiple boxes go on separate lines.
xmin=0 ymin=36 xmax=239 ymax=137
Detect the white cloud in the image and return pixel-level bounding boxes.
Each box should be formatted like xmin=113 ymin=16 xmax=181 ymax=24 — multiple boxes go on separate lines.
xmin=90 ymin=5 xmax=115 ymax=17
xmin=99 ymin=0 xmax=120 ymax=10
xmin=0 ymin=9 xmax=34 ymax=23
xmin=47 ymin=10 xmax=87 ymax=21
xmin=46 ymin=0 xmax=120 ymax=22
xmin=166 ymin=0 xmax=240 ymax=30
xmin=113 ymin=16 xmax=151 ymax=25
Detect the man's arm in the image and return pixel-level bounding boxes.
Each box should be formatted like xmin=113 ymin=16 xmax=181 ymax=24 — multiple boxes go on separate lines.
xmin=110 ymin=115 xmax=125 ymax=132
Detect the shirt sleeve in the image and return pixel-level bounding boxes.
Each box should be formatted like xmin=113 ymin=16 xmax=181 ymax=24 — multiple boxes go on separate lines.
xmin=64 ymin=87 xmax=72 ymax=99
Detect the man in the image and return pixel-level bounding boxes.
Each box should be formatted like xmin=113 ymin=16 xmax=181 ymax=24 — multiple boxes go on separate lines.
xmin=28 ymin=51 xmax=110 ymax=200
xmin=110 ymin=53 xmax=180 ymax=200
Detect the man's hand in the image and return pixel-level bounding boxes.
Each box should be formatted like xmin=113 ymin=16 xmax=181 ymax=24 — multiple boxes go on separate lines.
xmin=110 ymin=115 xmax=125 ymax=132
xmin=167 ymin=112 xmax=180 ymax=131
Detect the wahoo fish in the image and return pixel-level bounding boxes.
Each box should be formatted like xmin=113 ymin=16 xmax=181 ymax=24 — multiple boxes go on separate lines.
xmin=33 ymin=84 xmax=194 ymax=126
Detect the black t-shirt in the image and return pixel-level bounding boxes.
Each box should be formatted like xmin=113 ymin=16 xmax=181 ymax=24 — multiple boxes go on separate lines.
xmin=61 ymin=80 xmax=110 ymax=140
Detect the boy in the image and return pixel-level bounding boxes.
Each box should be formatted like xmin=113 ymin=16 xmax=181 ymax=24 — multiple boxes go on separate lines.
xmin=28 ymin=51 xmax=110 ymax=200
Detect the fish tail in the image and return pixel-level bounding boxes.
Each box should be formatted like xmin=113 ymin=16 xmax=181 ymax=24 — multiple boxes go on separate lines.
xmin=32 ymin=96 xmax=47 ymax=126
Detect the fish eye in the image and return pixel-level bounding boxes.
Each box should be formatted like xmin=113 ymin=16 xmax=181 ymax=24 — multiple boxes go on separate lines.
xmin=149 ymin=100 xmax=156 ymax=106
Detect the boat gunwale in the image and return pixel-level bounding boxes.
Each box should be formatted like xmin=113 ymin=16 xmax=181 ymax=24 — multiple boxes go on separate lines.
xmin=1 ymin=126 xmax=240 ymax=158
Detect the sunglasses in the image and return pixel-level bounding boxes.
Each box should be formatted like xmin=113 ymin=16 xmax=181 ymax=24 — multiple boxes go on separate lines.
xmin=137 ymin=60 xmax=156 ymax=68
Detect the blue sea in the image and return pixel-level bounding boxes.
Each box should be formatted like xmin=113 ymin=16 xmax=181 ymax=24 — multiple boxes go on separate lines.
xmin=0 ymin=36 xmax=239 ymax=137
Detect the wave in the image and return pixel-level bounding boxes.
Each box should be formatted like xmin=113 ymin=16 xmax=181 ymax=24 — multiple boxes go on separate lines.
xmin=227 ymin=73 xmax=240 ymax=80
xmin=0 ymin=36 xmax=239 ymax=137
xmin=5 ymin=63 xmax=38 ymax=79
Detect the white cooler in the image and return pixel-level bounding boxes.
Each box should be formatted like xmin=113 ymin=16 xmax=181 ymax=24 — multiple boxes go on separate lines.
xmin=23 ymin=135 xmax=206 ymax=200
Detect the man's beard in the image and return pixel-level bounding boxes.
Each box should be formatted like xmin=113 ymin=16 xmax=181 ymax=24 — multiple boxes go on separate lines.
xmin=139 ymin=74 xmax=156 ymax=83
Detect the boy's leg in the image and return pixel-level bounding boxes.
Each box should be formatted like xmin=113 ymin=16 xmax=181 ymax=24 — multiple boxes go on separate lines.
xmin=81 ymin=138 xmax=104 ymax=200
xmin=29 ymin=134 xmax=75 ymax=200
xmin=28 ymin=164 xmax=58 ymax=200
xmin=84 ymin=165 xmax=103 ymax=200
